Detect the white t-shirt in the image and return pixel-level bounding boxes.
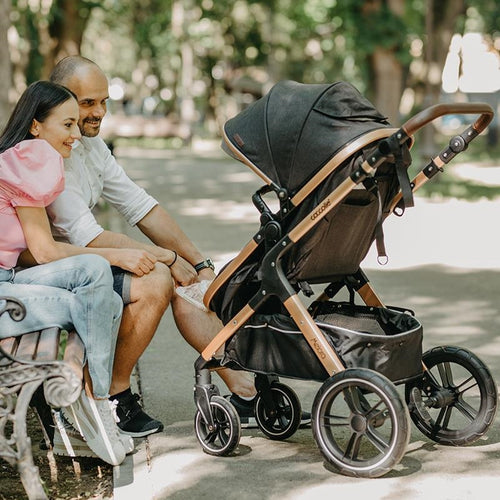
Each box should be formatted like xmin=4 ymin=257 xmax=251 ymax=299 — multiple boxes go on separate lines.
xmin=47 ymin=136 xmax=158 ymax=247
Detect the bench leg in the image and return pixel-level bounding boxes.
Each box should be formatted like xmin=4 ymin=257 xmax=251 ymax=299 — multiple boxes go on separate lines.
xmin=30 ymin=386 xmax=54 ymax=448
xmin=13 ymin=381 xmax=49 ymax=500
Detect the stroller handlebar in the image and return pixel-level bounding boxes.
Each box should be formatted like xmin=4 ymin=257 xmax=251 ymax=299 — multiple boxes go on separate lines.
xmin=402 ymin=102 xmax=494 ymax=137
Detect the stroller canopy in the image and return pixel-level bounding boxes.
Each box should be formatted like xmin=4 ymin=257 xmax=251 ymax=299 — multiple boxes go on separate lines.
xmin=223 ymin=80 xmax=390 ymax=192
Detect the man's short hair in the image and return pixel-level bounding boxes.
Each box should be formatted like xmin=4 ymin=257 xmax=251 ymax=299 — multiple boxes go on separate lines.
xmin=49 ymin=56 xmax=99 ymax=86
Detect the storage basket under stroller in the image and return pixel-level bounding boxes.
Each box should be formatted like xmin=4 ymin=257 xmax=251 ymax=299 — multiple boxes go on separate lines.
xmin=223 ymin=302 xmax=423 ymax=384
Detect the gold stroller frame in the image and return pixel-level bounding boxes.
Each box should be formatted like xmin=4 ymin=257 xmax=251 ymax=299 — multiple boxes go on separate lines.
xmin=193 ymin=102 xmax=496 ymax=478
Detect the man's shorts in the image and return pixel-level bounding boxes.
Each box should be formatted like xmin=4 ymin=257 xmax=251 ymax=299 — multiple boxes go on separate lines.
xmin=111 ymin=266 xmax=132 ymax=305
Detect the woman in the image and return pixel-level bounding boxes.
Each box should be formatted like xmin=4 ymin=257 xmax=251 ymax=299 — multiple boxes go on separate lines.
xmin=0 ymin=81 xmax=157 ymax=465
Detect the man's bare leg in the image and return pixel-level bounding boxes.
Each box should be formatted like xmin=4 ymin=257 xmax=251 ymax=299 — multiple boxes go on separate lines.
xmin=171 ymin=293 xmax=256 ymax=398
xmin=109 ymin=263 xmax=173 ymax=396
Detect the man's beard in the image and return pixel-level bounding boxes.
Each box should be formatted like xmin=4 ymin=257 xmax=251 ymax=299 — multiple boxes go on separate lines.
xmin=80 ymin=118 xmax=101 ymax=137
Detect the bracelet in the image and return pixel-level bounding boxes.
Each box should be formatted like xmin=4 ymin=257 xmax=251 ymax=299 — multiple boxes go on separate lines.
xmin=167 ymin=250 xmax=177 ymax=267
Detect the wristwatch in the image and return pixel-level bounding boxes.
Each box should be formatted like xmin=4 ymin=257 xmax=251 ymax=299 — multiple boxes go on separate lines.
xmin=194 ymin=258 xmax=215 ymax=273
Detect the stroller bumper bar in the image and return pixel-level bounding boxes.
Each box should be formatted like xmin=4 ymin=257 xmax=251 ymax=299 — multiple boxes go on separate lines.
xmin=402 ymin=102 xmax=493 ymax=137
xmin=362 ymin=102 xmax=493 ymax=173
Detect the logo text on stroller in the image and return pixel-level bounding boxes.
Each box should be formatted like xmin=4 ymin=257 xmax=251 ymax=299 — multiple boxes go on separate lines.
xmin=311 ymin=337 xmax=326 ymax=359
xmin=311 ymin=199 xmax=331 ymax=220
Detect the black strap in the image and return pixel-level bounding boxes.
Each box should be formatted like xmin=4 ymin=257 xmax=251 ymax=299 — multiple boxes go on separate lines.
xmin=363 ymin=178 xmax=388 ymax=265
xmin=374 ymin=186 xmax=388 ymax=265
xmin=394 ymin=146 xmax=414 ymax=213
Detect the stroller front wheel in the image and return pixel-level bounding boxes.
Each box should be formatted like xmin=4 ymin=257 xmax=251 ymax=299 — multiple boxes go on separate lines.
xmin=194 ymin=395 xmax=241 ymax=456
xmin=312 ymin=368 xmax=411 ymax=478
xmin=255 ymin=381 xmax=302 ymax=440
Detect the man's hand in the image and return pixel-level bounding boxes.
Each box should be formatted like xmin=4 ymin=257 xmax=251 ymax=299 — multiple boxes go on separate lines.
xmin=197 ymin=267 xmax=216 ymax=282
xmin=169 ymin=255 xmax=198 ymax=286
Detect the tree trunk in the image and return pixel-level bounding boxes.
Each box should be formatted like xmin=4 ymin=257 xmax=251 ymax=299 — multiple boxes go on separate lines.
xmin=371 ymin=48 xmax=404 ymax=125
xmin=0 ymin=0 xmax=12 ymax=130
xmin=420 ymin=0 xmax=466 ymax=156
xmin=364 ymin=0 xmax=406 ymax=125
xmin=42 ymin=0 xmax=93 ymax=78
xmin=172 ymin=0 xmax=195 ymax=143
xmin=261 ymin=4 xmax=281 ymax=93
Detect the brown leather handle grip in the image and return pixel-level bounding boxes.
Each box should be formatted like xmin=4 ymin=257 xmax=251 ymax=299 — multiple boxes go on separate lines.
xmin=402 ymin=102 xmax=494 ymax=136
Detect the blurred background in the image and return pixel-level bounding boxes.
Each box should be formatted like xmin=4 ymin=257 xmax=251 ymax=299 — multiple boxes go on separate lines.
xmin=0 ymin=0 xmax=499 ymax=159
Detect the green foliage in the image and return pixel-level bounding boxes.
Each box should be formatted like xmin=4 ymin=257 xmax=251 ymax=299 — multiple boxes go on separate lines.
xmin=465 ymin=0 xmax=500 ymax=33
xmin=11 ymin=0 xmax=42 ymax=83
xmin=6 ymin=0 xmax=498 ymax=165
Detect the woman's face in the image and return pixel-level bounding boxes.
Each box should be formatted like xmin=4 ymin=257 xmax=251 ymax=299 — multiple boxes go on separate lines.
xmin=30 ymin=98 xmax=81 ymax=158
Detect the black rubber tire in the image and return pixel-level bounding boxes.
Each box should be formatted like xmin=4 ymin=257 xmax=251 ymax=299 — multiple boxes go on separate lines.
xmin=194 ymin=395 xmax=241 ymax=456
xmin=405 ymin=346 xmax=498 ymax=446
xmin=255 ymin=382 xmax=302 ymax=440
xmin=312 ymin=368 xmax=411 ymax=478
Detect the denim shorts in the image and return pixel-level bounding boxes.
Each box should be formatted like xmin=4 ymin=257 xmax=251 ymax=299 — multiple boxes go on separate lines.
xmin=111 ymin=266 xmax=132 ymax=305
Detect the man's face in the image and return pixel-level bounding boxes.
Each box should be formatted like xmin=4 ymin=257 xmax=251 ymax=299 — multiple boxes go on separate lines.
xmin=66 ymin=69 xmax=109 ymax=137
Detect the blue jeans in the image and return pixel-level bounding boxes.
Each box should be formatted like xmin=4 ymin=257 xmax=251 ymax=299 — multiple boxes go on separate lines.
xmin=0 ymin=255 xmax=122 ymax=398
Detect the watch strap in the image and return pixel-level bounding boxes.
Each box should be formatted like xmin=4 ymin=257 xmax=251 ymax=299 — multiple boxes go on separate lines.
xmin=194 ymin=258 xmax=214 ymax=272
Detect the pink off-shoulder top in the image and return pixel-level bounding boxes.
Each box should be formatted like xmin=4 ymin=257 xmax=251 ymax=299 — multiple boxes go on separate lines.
xmin=0 ymin=139 xmax=64 ymax=269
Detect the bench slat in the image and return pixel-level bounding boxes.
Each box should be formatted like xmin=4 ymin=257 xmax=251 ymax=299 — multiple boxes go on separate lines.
xmin=0 ymin=336 xmax=18 ymax=356
xmin=0 ymin=336 xmax=18 ymax=366
xmin=16 ymin=332 xmax=40 ymax=360
xmin=36 ymin=327 xmax=60 ymax=361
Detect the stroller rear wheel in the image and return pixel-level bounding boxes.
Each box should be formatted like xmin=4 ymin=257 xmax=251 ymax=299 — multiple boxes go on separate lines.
xmin=312 ymin=368 xmax=411 ymax=478
xmin=405 ymin=346 xmax=497 ymax=446
xmin=254 ymin=381 xmax=302 ymax=440
xmin=194 ymin=395 xmax=241 ymax=456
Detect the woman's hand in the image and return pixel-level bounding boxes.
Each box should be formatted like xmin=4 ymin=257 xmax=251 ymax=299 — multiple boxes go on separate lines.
xmin=113 ymin=249 xmax=157 ymax=276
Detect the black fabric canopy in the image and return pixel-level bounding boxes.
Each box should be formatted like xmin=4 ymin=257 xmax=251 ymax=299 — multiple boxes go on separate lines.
xmin=223 ymin=80 xmax=391 ymax=192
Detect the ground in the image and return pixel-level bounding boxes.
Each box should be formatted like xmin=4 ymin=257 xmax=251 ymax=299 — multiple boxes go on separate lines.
xmin=0 ymin=410 xmax=113 ymax=500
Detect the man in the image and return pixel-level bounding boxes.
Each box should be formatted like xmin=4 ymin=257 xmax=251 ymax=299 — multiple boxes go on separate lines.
xmin=47 ymin=56 xmax=268 ymax=438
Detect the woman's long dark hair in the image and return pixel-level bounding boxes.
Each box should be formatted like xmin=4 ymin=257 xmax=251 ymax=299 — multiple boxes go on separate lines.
xmin=0 ymin=81 xmax=77 ymax=153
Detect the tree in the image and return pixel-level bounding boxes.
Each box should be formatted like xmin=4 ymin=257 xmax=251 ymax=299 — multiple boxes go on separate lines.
xmin=0 ymin=0 xmax=11 ymax=130
xmin=10 ymin=0 xmax=99 ymax=84
xmin=5 ymin=0 xmax=497 ymax=141
xmin=44 ymin=0 xmax=96 ymax=75
xmin=346 ymin=0 xmax=410 ymax=124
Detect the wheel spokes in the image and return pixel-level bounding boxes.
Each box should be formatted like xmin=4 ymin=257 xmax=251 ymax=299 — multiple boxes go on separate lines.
xmin=203 ymin=408 xmax=231 ymax=446
xmin=343 ymin=386 xmax=365 ymax=414
xmin=457 ymin=375 xmax=478 ymax=395
xmin=322 ymin=413 xmax=350 ymax=428
xmin=437 ymin=361 xmax=453 ymax=387
xmin=431 ymin=364 xmax=479 ymax=428
xmin=365 ymin=427 xmax=391 ymax=453
xmin=261 ymin=396 xmax=291 ymax=429
xmin=344 ymin=431 xmax=363 ymax=460
xmin=435 ymin=405 xmax=453 ymax=429
xmin=218 ymin=427 xmax=229 ymax=446
xmin=454 ymin=398 xmax=478 ymax=422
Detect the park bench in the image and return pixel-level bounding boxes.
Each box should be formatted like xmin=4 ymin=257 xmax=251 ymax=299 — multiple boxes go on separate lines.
xmin=0 ymin=296 xmax=85 ymax=500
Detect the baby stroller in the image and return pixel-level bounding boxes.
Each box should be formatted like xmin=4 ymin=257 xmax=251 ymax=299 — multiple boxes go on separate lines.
xmin=193 ymin=81 xmax=498 ymax=478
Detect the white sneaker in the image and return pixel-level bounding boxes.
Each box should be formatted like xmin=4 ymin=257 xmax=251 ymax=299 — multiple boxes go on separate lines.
xmin=62 ymin=393 xmax=126 ymax=465
xmin=53 ymin=410 xmax=134 ymax=457
xmin=53 ymin=420 xmax=97 ymax=458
